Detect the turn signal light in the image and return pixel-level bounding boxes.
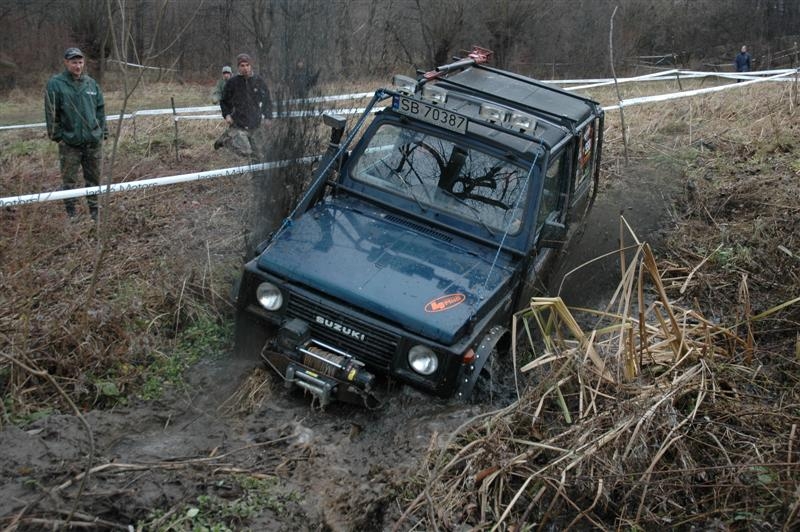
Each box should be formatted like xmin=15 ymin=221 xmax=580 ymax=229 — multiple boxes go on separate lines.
xmin=462 ymin=348 xmax=476 ymax=364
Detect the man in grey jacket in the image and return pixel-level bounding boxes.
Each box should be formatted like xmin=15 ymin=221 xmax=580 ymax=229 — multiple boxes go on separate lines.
xmin=44 ymin=47 xmax=107 ymax=220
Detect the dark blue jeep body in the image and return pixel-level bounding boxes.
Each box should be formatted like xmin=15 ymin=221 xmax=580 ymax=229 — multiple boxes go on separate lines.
xmin=234 ymin=51 xmax=604 ymax=406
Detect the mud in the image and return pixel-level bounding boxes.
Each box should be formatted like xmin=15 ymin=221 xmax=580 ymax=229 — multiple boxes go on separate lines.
xmin=0 ymin=160 xmax=684 ymax=530
xmin=549 ymin=160 xmax=684 ymax=309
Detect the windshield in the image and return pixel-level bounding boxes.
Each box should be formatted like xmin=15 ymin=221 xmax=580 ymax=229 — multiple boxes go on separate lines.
xmin=350 ymin=124 xmax=533 ymax=235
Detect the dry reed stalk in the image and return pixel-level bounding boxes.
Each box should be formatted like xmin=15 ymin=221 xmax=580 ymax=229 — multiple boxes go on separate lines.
xmin=399 ymin=212 xmax=798 ymax=529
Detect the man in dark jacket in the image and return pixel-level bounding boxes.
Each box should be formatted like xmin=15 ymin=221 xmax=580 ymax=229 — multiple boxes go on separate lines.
xmin=216 ymin=53 xmax=272 ymax=158
xmin=44 ymin=47 xmax=107 ymax=220
xmin=734 ymin=45 xmax=752 ymax=82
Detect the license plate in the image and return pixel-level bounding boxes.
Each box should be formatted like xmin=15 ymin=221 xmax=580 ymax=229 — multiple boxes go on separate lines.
xmin=392 ymin=96 xmax=467 ymax=134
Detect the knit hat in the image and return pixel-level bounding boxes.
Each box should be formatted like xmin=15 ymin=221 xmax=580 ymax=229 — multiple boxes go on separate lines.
xmin=222 ymin=65 xmax=232 ymax=74
xmin=236 ymin=53 xmax=252 ymax=65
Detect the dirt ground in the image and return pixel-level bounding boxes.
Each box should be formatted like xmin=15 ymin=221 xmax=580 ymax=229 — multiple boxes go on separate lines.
xmin=0 ymin=151 xmax=687 ymax=531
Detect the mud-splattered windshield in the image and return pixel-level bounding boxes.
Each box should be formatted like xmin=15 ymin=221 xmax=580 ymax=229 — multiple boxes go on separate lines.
xmin=350 ymin=124 xmax=533 ymax=235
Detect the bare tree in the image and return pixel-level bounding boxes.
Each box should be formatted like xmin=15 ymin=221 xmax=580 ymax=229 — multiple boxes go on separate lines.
xmin=483 ymin=0 xmax=551 ymax=70
xmin=6 ymin=0 xmax=800 ymax=86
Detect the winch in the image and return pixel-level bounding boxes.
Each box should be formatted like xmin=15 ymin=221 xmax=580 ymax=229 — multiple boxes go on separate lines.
xmin=274 ymin=318 xmax=376 ymax=406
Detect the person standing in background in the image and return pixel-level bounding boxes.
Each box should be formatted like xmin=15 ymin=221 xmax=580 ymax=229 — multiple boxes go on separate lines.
xmin=211 ymin=65 xmax=232 ymax=104
xmin=215 ymin=53 xmax=272 ymax=158
xmin=734 ymin=45 xmax=752 ymax=82
xmin=44 ymin=47 xmax=107 ymax=221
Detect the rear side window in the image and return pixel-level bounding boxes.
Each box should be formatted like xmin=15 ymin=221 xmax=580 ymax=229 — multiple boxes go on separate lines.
xmin=536 ymin=151 xmax=565 ymax=229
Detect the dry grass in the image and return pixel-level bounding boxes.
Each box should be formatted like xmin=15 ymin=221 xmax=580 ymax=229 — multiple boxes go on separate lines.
xmin=0 ymin=78 xmax=343 ymax=422
xmin=395 ymin=81 xmax=800 ymax=530
xmin=0 ymin=98 xmax=257 ymax=422
xmin=397 ymin=235 xmax=798 ymax=529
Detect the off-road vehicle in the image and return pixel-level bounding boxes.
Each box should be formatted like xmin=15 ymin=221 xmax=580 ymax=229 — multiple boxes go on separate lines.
xmin=234 ymin=47 xmax=604 ymax=406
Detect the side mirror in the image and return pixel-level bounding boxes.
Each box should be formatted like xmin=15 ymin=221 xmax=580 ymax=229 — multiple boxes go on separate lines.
xmin=539 ymin=219 xmax=567 ymax=248
xmin=323 ymin=113 xmax=347 ymax=146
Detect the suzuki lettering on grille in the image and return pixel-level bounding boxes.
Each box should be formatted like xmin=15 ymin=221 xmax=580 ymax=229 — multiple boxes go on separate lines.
xmin=315 ymin=316 xmax=367 ymax=342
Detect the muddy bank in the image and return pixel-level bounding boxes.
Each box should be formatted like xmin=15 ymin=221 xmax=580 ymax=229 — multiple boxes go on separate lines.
xmin=549 ymin=159 xmax=684 ymax=309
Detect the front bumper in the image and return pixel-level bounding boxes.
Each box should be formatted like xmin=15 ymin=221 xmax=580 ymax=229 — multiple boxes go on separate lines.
xmin=265 ymin=318 xmax=380 ymax=408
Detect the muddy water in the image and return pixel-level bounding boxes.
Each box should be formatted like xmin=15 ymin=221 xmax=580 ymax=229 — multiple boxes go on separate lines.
xmin=0 ymin=161 xmax=683 ymax=530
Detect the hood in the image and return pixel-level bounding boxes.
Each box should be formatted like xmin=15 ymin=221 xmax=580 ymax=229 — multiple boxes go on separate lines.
xmin=257 ymin=197 xmax=516 ymax=344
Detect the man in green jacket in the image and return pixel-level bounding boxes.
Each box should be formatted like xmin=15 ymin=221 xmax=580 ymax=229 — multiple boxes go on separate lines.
xmin=44 ymin=47 xmax=107 ymax=221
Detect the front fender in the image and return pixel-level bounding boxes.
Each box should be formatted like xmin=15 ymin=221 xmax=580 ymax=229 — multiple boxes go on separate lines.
xmin=454 ymin=324 xmax=507 ymax=401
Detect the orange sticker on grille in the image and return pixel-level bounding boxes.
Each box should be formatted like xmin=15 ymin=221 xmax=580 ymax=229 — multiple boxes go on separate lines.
xmin=425 ymin=293 xmax=466 ymax=313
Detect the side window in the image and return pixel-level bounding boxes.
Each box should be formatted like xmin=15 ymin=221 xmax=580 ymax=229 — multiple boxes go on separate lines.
xmin=576 ymin=122 xmax=596 ymax=186
xmin=536 ymin=151 xmax=565 ymax=229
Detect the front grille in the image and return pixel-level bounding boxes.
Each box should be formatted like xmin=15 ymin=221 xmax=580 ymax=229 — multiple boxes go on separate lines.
xmin=285 ymin=291 xmax=399 ymax=370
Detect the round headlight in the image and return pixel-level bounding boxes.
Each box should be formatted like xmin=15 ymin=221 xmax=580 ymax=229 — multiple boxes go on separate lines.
xmin=256 ymin=282 xmax=283 ymax=311
xmin=408 ymin=345 xmax=438 ymax=375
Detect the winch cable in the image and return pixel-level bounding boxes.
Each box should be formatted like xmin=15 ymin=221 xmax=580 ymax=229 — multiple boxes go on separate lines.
xmin=476 ymin=151 xmax=541 ymax=307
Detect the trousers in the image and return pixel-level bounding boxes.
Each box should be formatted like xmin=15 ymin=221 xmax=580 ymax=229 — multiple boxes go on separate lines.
xmin=59 ymin=141 xmax=102 ymax=218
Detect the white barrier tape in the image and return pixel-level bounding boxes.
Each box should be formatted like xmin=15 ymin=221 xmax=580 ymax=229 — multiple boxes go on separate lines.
xmin=1 ymin=105 xmax=376 ymax=131
xmin=0 ymin=156 xmax=320 ymax=208
xmin=1 ymin=92 xmax=375 ymax=131
xmin=601 ymin=68 xmax=799 ymax=111
xmin=0 ymin=113 xmax=134 ymax=131
xmin=135 ymin=106 xmax=218 ymax=115
xmin=565 ymin=69 xmax=681 ymax=90
xmin=176 ymin=107 xmax=376 ymax=121
xmin=679 ymin=68 xmax=796 ymax=77
xmin=563 ymin=68 xmax=796 ymax=90
xmin=174 ymin=114 xmax=225 ymax=121
xmin=0 ymin=122 xmax=47 ymax=131
xmin=285 ymin=92 xmax=373 ymax=105
xmin=109 ymin=59 xmax=177 ymax=72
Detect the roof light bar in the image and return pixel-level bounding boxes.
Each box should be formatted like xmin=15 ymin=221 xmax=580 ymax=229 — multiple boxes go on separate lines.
xmin=509 ymin=112 xmax=537 ymax=133
xmin=479 ymin=104 xmax=506 ymax=124
xmin=421 ymin=84 xmax=448 ymax=105
xmin=392 ymin=75 xmax=418 ymax=96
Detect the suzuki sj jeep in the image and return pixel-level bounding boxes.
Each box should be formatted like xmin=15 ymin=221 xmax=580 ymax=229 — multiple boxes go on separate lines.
xmin=233 ymin=47 xmax=604 ymax=406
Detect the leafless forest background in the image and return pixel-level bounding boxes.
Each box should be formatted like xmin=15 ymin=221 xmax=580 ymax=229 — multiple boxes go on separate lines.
xmin=2 ymin=0 xmax=800 ymax=95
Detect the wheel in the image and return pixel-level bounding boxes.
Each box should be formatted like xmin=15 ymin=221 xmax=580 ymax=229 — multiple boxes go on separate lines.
xmin=471 ymin=346 xmax=519 ymax=406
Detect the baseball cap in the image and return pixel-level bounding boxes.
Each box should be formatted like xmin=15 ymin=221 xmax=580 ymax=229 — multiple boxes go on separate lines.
xmin=64 ymin=47 xmax=84 ymax=59
xmin=236 ymin=53 xmax=252 ymax=65
xmin=222 ymin=65 xmax=232 ymax=74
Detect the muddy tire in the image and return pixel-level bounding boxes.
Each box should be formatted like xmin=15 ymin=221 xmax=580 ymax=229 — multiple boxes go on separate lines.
xmin=470 ymin=348 xmax=518 ymax=406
